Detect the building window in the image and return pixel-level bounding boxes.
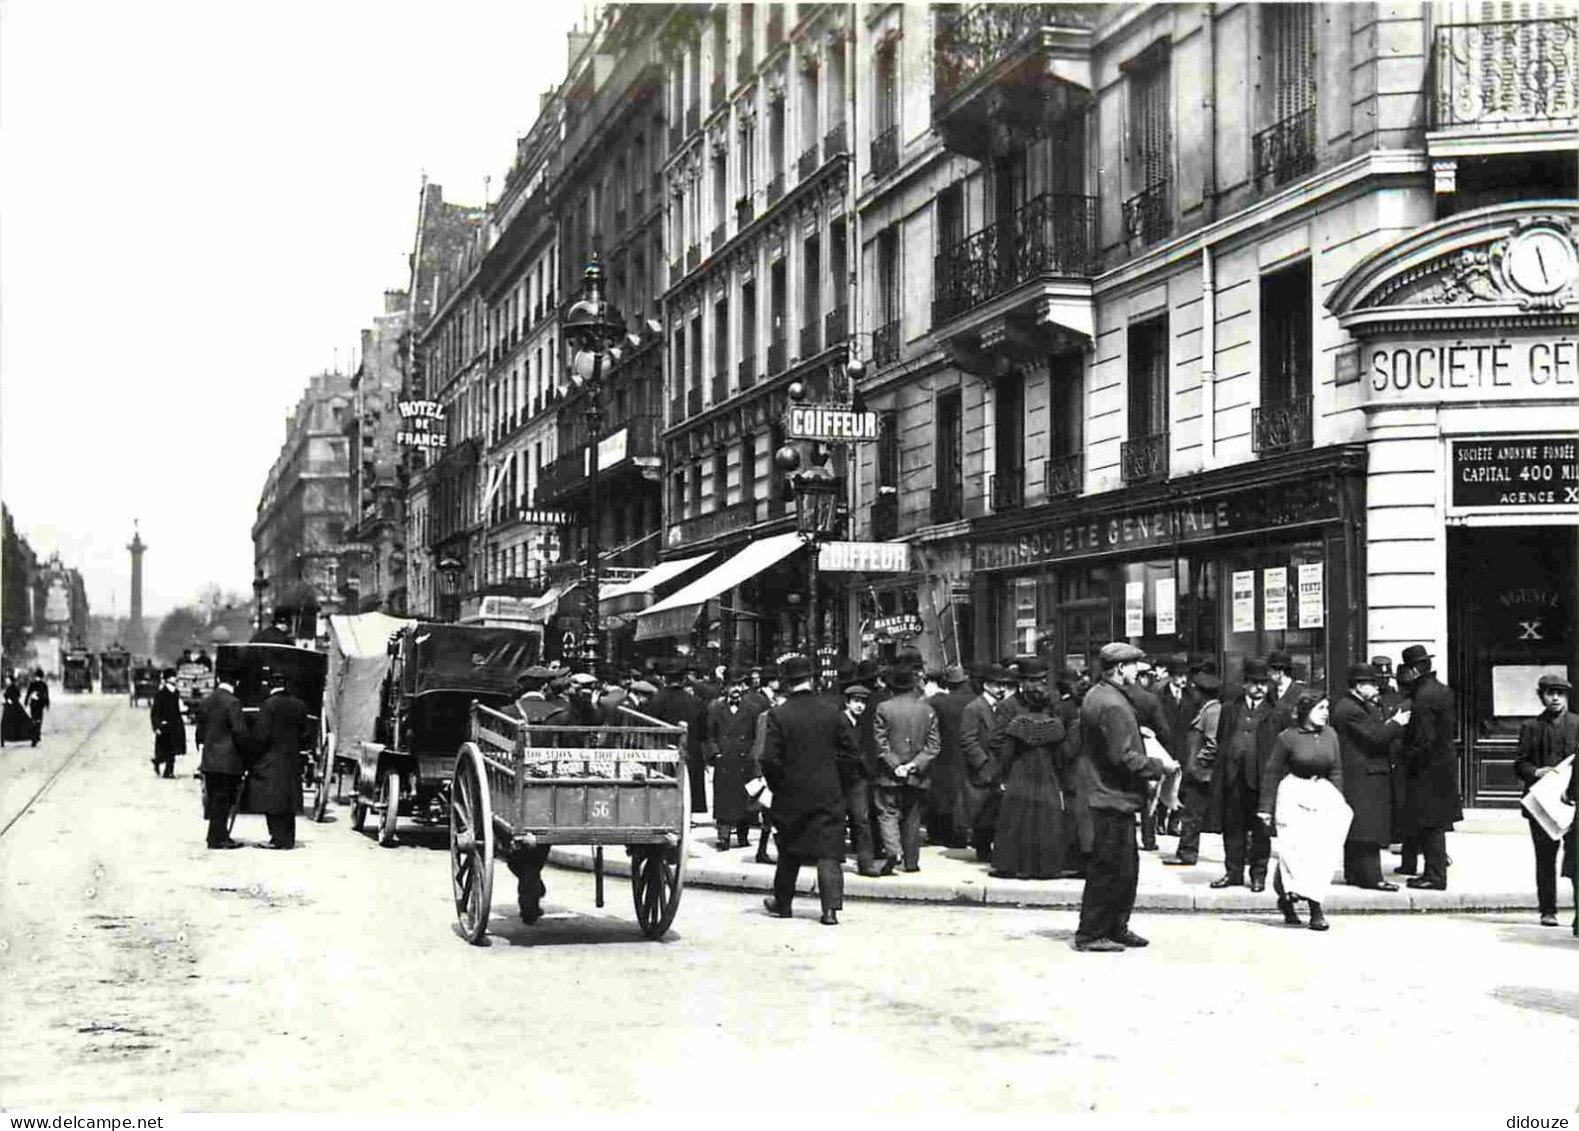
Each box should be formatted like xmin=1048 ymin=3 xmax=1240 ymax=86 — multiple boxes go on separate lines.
xmin=877 ymin=410 xmax=900 ymax=491
xmin=741 ymin=433 xmax=757 ymax=503
xmin=1255 ymin=260 xmax=1314 ymax=454
xmin=671 ymin=467 xmax=686 ymax=522
xmin=1123 ymin=316 xmax=1169 ymax=483
xmin=713 ymin=447 xmax=729 ymax=506
xmin=936 ymin=389 xmax=962 ymax=503
xmin=993 ymin=376 xmax=1025 ymax=509
xmin=872 ymin=37 xmax=899 ymax=178
xmin=874 ymin=227 xmax=900 ymax=364
xmin=1124 ymin=43 xmax=1172 ymax=246
xmin=1257 ymin=4 xmax=1317 ymax=185
xmin=689 ymin=459 xmax=703 ymax=515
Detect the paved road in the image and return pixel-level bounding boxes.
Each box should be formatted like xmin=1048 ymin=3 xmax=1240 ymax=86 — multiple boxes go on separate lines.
xmin=2 ymin=697 xmax=1575 ymax=1112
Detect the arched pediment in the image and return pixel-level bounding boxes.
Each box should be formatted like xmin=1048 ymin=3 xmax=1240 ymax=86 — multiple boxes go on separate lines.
xmin=1325 ymin=201 xmax=1579 ymax=336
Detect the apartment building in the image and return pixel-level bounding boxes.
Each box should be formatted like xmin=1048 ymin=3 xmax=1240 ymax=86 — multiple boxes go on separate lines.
xmin=342 ymin=290 xmax=410 ymax=614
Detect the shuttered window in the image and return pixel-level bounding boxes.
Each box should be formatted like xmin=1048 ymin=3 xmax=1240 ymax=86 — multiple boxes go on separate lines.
xmin=1130 ymin=61 xmax=1170 ymax=191
xmin=1269 ymin=3 xmax=1316 ymax=123
xmin=1127 ymin=317 xmax=1169 ymax=438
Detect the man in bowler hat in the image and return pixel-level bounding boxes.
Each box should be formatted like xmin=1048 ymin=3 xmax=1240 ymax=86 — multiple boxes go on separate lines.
xmin=1331 ymin=662 xmax=1410 ymax=890
xmin=872 ymin=663 xmax=941 ymax=872
xmin=1397 ymin=644 xmax=1460 ymax=889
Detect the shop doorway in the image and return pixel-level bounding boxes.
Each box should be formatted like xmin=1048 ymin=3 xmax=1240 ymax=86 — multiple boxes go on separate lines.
xmin=1447 ymin=525 xmax=1577 ymax=806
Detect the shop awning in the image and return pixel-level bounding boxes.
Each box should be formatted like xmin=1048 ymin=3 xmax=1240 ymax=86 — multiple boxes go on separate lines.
xmin=598 ymin=553 xmax=715 ymax=617
xmin=634 ymin=532 xmax=804 ymax=641
xmin=519 ymin=584 xmax=569 ymax=625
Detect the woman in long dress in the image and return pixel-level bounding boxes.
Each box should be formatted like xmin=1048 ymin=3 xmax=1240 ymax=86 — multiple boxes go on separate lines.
xmin=1258 ymin=689 xmax=1351 ymax=931
xmin=1 ymin=676 xmax=33 ymax=745
xmin=990 ymin=683 xmax=1071 ymax=880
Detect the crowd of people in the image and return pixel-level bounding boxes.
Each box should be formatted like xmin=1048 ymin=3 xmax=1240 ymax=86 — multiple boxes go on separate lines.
xmin=1 ymin=668 xmax=50 ymax=747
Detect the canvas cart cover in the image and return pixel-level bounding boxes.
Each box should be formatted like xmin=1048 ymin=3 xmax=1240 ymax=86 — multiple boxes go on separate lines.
xmin=403 ymin=622 xmax=538 ymax=696
xmin=324 ymin=612 xmax=413 ymax=750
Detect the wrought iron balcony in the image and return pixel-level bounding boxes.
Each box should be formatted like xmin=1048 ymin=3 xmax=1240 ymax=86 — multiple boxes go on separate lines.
xmin=871 ymin=492 xmax=899 ymax=541
xmin=823 ymin=120 xmax=848 ymax=158
xmin=797 ymin=142 xmax=820 ymax=179
xmin=800 ymin=319 xmax=821 ymax=359
xmin=1120 ymin=431 xmax=1170 ymax=485
xmin=738 ymin=353 xmax=757 ymax=390
xmin=711 ymin=367 xmax=729 ymax=406
xmin=1044 ymin=452 xmax=1083 ymax=499
xmin=990 ymin=469 xmax=1025 ymax=511
xmin=767 ymin=172 xmax=784 ymax=206
xmin=870 ymin=124 xmax=899 ymax=180
xmin=767 ymin=336 xmax=787 ymax=374
xmin=736 ymin=196 xmax=754 ymax=227
xmin=872 ymin=319 xmax=900 ymax=367
xmin=1252 ymin=396 xmax=1313 ymax=456
xmin=930 ymin=484 xmax=964 ymax=525
xmin=824 ymin=305 xmax=848 ymax=346
xmin=685 ymin=244 xmax=700 ymax=272
xmin=685 ymin=104 xmax=700 ymax=136
xmin=1123 ymin=180 xmax=1171 ymax=248
xmin=934 ymin=4 xmax=1099 ymax=110
xmin=711 ymin=222 xmax=726 ymax=252
xmin=932 ymin=192 xmax=1099 ymax=325
xmin=1254 ymin=107 xmax=1316 ymax=187
xmin=687 ymin=387 xmax=703 ymax=417
xmin=1433 ymin=18 xmax=1579 ymax=129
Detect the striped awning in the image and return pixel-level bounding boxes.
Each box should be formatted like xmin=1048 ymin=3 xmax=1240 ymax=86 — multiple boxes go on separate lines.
xmin=634 ymin=533 xmax=804 ymax=641
xmin=597 ymin=553 xmax=714 ymax=618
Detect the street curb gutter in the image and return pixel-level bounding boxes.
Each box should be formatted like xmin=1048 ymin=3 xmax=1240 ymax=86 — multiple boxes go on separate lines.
xmin=545 ymin=846 xmax=1566 ymax=914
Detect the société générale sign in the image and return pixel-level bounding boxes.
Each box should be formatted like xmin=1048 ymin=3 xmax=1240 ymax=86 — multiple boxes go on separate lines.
xmin=397 ymin=400 xmax=448 ymax=449
xmin=785 ymin=404 xmax=881 ymax=442
xmin=973 ymin=475 xmax=1340 ymax=572
xmin=1365 ymin=334 xmax=1576 ymax=402
xmin=1452 ymin=438 xmax=1579 ymax=508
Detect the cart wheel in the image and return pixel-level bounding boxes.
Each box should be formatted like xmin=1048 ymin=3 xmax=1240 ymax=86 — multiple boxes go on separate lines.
xmin=310 ymin=732 xmax=335 ymax=823
xmin=449 ymin=743 xmax=494 ymax=945
xmin=378 ymin=770 xmax=401 ymax=846
xmin=631 ymin=817 xmax=687 ymax=940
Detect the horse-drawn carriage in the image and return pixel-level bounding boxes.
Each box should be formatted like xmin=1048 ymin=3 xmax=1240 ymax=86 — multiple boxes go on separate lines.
xmin=347 ymin=622 xmax=538 ymax=846
xmin=130 ymin=660 xmax=160 ymax=707
xmin=308 ymin=611 xmax=414 ymax=823
xmin=448 ymin=703 xmax=690 ymax=944
xmin=62 ymin=649 xmax=93 ymax=693
xmin=98 ymin=647 xmax=131 ymax=696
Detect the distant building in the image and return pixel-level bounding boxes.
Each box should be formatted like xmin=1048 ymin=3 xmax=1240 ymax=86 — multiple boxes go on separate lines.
xmin=343 ymin=290 xmax=410 ymax=614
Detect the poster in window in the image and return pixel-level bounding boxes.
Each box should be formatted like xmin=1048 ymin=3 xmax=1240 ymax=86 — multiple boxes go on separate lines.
xmin=1231 ymin=570 xmax=1256 ymax=633
xmin=1125 ymin=581 xmax=1145 ymax=637
xmin=1263 ymin=567 xmax=1288 ymax=632
xmin=1155 ymin=577 xmax=1176 ymax=636
xmin=1297 ymin=562 xmax=1325 ymax=628
xmin=1015 ymin=577 xmax=1038 ymax=654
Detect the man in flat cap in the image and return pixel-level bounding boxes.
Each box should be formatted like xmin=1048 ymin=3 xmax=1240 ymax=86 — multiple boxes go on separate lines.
xmin=838 ymin=681 xmax=881 ymax=876
xmin=1074 ymin=643 xmax=1175 ymax=951
xmin=1331 ymin=662 xmax=1411 ymax=890
xmin=1396 ymin=644 xmax=1459 ymax=890
xmin=1514 ymin=673 xmax=1578 ymax=926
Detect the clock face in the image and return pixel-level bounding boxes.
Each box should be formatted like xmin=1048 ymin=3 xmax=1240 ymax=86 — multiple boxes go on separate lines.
xmin=1506 ymin=228 xmax=1577 ymax=296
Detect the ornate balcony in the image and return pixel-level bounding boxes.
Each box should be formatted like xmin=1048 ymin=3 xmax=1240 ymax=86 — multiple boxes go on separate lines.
xmin=870 ymin=124 xmax=899 ymax=180
xmin=533 ymin=416 xmax=663 ymax=505
xmin=871 ymin=492 xmax=899 ymax=541
xmin=799 ymin=319 xmax=821 ymax=359
xmin=1123 ymin=180 xmax=1171 ymax=248
xmin=767 ymin=172 xmax=784 ymax=206
xmin=1252 ymin=396 xmax=1313 ymax=456
xmin=823 ymin=120 xmax=848 ymax=158
xmin=1433 ymin=18 xmax=1579 ymax=131
xmin=797 ymin=142 xmax=820 ymax=179
xmin=1044 ymin=452 xmax=1083 ymax=499
xmin=767 ymin=336 xmax=786 ymax=375
xmin=872 ymin=319 xmax=900 ymax=367
xmin=738 ymin=353 xmax=757 ymax=390
xmin=1254 ymin=108 xmax=1317 ymax=187
xmin=933 ymin=4 xmax=1096 ymax=161
xmin=932 ymin=192 xmax=1098 ymax=326
xmin=990 ymin=469 xmax=1025 ymax=511
xmin=1121 ymin=431 xmax=1169 ymax=485
xmin=824 ymin=306 xmax=848 ymax=346
xmin=930 ymin=484 xmax=964 ymax=525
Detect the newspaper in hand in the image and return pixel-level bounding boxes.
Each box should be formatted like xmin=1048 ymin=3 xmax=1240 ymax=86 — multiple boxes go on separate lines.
xmin=1521 ymin=755 xmax=1575 ymax=841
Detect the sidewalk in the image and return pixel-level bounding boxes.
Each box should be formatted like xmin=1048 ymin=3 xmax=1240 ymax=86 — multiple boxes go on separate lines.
xmin=547 ymin=808 xmax=1575 ymax=914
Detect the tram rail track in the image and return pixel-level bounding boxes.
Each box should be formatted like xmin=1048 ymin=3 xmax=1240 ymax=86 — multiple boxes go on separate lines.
xmin=0 ymin=700 xmax=119 ymax=840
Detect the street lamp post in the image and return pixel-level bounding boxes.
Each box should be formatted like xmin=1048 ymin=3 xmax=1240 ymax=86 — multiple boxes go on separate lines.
xmin=775 ymin=417 xmax=842 ymax=685
xmin=562 ymin=257 xmax=627 ymax=672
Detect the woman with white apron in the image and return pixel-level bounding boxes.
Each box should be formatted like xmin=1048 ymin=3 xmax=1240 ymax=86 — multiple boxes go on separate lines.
xmin=1258 ymin=689 xmax=1352 ymax=931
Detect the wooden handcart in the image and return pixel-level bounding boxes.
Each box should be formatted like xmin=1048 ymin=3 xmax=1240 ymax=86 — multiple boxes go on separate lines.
xmin=448 ymin=703 xmax=690 ymax=945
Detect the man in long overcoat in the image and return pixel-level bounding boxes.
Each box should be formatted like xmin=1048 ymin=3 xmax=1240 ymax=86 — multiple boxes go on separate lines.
xmin=925 ymin=666 xmax=975 ymax=849
xmin=648 ymin=660 xmax=709 ymax=815
xmin=1331 ymin=662 xmax=1410 ymax=890
xmin=1208 ymin=658 xmax=1276 ymax=890
xmin=150 ymin=667 xmax=186 ymax=778
xmin=871 ymin=665 xmax=941 ymax=873
xmin=195 ymin=678 xmax=248 ymax=849
xmin=249 ymin=675 xmax=309 ymax=849
xmin=759 ymin=654 xmax=860 ymax=924
xmin=704 ymin=667 xmax=764 ymax=850
xmin=961 ymin=663 xmax=1011 ymax=861
xmin=1398 ymin=644 xmax=1460 ymax=889
xmin=23 ymin=669 xmax=49 ymax=747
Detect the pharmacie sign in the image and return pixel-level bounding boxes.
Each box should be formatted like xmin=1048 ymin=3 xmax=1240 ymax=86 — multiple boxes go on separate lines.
xmin=1452 ymin=437 xmax=1579 ymax=508
xmin=785 ymin=403 xmax=880 ymax=442
xmin=1365 ymin=334 xmax=1577 ymax=402
xmin=397 ymin=400 xmax=448 ymax=449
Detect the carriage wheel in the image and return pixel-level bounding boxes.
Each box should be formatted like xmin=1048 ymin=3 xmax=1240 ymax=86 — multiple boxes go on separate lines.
xmin=449 ymin=744 xmax=494 ymax=945
xmin=310 ymin=731 xmax=336 ymax=823
xmin=377 ymin=770 xmax=401 ymax=846
xmin=631 ymin=817 xmax=688 ymax=940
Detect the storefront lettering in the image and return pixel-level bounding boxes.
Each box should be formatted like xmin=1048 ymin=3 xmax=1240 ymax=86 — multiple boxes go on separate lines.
xmin=1451 ymin=439 xmax=1579 ymax=510
xmin=1367 ymin=337 xmax=1578 ymax=401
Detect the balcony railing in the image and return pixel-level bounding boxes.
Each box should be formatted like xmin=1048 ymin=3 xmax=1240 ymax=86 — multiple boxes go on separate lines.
xmin=767 ymin=336 xmax=787 ymax=374
xmin=1121 ymin=431 xmax=1170 ymax=485
xmin=870 ymin=492 xmax=899 ymax=540
xmin=930 ymin=484 xmax=964 ymax=525
xmin=685 ymin=244 xmax=700 ymax=272
xmin=824 ymin=305 xmax=848 ymax=346
xmin=710 ymin=222 xmax=726 ymax=252
xmin=1044 ymin=452 xmax=1083 ymax=499
xmin=1254 ymin=107 xmax=1317 ymax=187
xmin=870 ymin=124 xmax=899 ymax=180
xmin=799 ymin=319 xmax=821 ymax=359
xmin=687 ymin=387 xmax=703 ymax=417
xmin=934 ymin=3 xmax=1100 ymax=108
xmin=1252 ymin=396 xmax=1313 ymax=456
xmin=990 ymin=469 xmax=1025 ymax=511
xmin=932 ymin=192 xmax=1099 ymax=324
xmin=1433 ymin=18 xmax=1579 ymax=129
xmin=871 ymin=319 xmax=900 ymax=367
xmin=738 ymin=353 xmax=757 ymax=389
xmin=711 ymin=367 xmax=729 ymax=406
xmin=1124 ymin=180 xmax=1171 ymax=247
xmin=736 ymin=196 xmax=754 ymax=227
xmin=797 ymin=142 xmax=820 ymax=179
xmin=673 ymin=499 xmax=758 ymax=548
xmin=685 ymin=104 xmax=700 ymax=136
xmin=767 ymin=172 xmax=784 ymax=206
xmin=823 ymin=120 xmax=848 ymax=158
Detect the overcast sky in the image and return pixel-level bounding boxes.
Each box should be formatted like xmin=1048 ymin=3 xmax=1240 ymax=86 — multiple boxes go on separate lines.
xmin=1 ymin=0 xmax=585 ymax=618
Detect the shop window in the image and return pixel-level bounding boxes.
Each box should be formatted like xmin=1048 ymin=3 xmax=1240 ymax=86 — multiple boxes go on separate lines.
xmin=1256 ymin=260 xmax=1314 ymax=454
xmin=1220 ymin=540 xmax=1327 ymax=689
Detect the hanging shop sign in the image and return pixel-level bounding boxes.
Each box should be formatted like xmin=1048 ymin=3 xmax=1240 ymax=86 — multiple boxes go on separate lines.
xmin=1450 ymin=437 xmax=1579 ymax=509
xmin=870 ymin=613 xmax=924 ymax=641
xmin=397 ymin=400 xmax=448 ymax=449
xmin=819 ymin=541 xmax=910 ymax=573
xmin=1365 ymin=334 xmax=1577 ymax=403
xmin=785 ymin=403 xmax=881 ymax=443
xmin=972 ymin=474 xmax=1341 ymax=572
